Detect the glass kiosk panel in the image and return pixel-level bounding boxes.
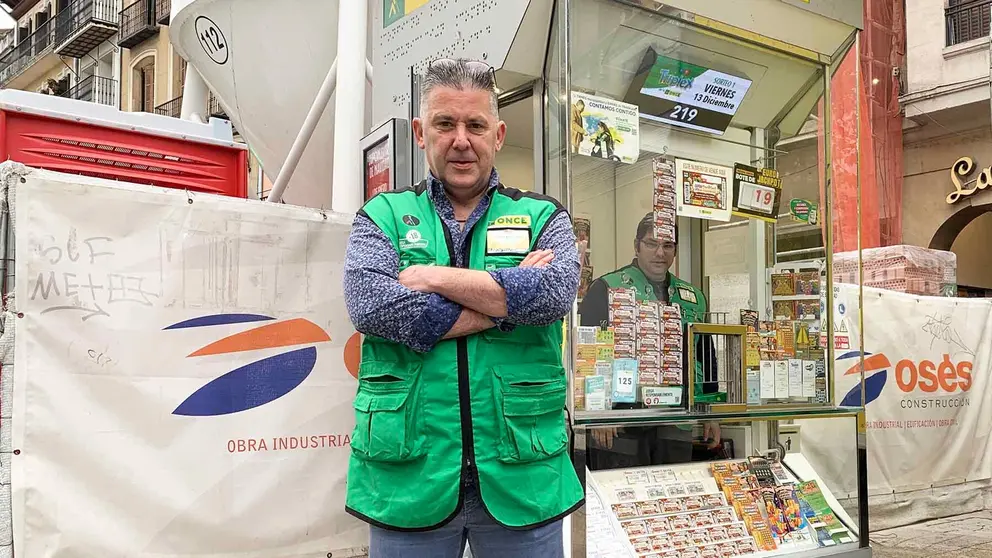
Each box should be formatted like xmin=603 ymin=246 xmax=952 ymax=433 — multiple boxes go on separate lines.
xmin=557 ymin=1 xmax=868 ymax=557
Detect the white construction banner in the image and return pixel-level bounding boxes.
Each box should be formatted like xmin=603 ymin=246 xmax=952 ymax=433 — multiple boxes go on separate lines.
xmin=10 ymin=166 xmax=367 ymax=557
xmin=801 ymin=284 xmax=992 ymax=495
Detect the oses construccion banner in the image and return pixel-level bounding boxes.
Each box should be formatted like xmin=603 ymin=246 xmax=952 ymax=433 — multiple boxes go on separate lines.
xmin=801 ymin=283 xmax=992 ymax=496
xmin=9 ymin=166 xmax=367 ymax=557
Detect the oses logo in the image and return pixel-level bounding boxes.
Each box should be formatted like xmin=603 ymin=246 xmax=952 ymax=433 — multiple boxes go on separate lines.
xmin=838 ymin=350 xmax=973 ymax=407
xmin=166 ymin=313 xmax=331 ymax=416
xmin=838 ymin=351 xmax=891 ymax=406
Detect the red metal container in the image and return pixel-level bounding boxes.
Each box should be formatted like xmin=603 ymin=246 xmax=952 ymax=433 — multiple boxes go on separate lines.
xmin=0 ymin=90 xmax=248 ymax=198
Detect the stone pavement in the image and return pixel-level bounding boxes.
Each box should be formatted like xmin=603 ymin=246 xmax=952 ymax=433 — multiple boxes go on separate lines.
xmin=870 ymin=511 xmax=992 ymax=557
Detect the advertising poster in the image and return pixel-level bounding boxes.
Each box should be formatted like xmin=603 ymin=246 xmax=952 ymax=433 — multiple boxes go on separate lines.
xmin=637 ymin=51 xmax=753 ymax=135
xmin=10 ymin=167 xmax=367 ymax=557
xmin=790 ymin=199 xmax=819 ymax=225
xmin=364 ymin=138 xmax=392 ymax=201
xmin=570 ymin=91 xmax=640 ymax=164
xmin=800 ymin=283 xmax=992 ymax=496
xmin=732 ymin=163 xmax=783 ymax=222
xmin=675 ymin=158 xmax=733 ymax=222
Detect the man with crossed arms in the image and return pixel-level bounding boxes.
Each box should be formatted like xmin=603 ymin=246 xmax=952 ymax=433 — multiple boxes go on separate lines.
xmin=343 ymin=58 xmax=582 ymax=558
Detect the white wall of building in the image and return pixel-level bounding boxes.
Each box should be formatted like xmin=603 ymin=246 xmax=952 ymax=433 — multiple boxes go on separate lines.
xmin=903 ymin=0 xmax=991 ymax=115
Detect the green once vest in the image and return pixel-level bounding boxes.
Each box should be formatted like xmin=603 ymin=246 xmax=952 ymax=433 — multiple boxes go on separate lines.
xmin=345 ymin=181 xmax=584 ymax=531
xmin=599 ymin=265 xmax=711 ymax=403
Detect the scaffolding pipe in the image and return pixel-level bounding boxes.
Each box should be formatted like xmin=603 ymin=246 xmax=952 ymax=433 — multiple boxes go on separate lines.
xmin=267 ymin=59 xmax=339 ymax=204
xmin=331 ymin=0 xmax=368 ymax=213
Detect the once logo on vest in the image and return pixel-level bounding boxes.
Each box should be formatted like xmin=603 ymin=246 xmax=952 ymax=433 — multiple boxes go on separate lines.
xmin=401 ymin=229 xmax=428 ymax=250
xmin=491 ymin=215 xmax=531 ymax=228
xmin=402 ymin=214 xmax=420 ymax=226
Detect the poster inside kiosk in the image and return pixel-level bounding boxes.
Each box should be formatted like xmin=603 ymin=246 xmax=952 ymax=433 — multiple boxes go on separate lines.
xmin=571 ymin=91 xmax=641 ymax=165
xmin=360 ymin=118 xmax=410 ymax=201
xmin=627 ymin=48 xmax=753 ymax=136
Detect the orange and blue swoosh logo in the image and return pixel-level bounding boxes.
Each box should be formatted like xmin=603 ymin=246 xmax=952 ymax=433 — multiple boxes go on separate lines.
xmin=165 ymin=313 xmax=330 ymax=416
xmin=838 ymin=351 xmax=890 ymax=406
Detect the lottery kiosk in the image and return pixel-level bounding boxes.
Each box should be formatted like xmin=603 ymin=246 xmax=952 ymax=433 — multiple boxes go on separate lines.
xmin=546 ymin=1 xmax=873 ymax=557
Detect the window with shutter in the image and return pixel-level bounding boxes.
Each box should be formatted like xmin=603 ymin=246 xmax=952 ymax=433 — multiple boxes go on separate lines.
xmin=142 ymin=65 xmax=155 ymax=112
xmin=946 ymin=0 xmax=992 ymax=46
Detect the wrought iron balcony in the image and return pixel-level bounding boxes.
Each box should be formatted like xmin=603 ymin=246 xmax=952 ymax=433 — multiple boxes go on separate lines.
xmin=155 ymin=0 xmax=170 ymax=25
xmin=0 ymin=17 xmax=56 ymax=87
xmin=55 ymin=0 xmax=119 ymax=58
xmin=946 ymin=0 xmax=992 ymax=46
xmin=209 ymin=92 xmax=227 ymax=119
xmin=118 ymin=0 xmax=158 ymax=49
xmin=155 ymin=95 xmax=183 ymax=119
xmin=59 ymin=75 xmax=118 ymax=106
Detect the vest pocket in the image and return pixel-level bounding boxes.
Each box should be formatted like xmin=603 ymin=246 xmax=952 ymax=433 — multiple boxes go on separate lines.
xmin=351 ymin=363 xmax=426 ymax=463
xmin=493 ymin=365 xmax=568 ymax=464
xmin=483 ymin=255 xmax=524 ymax=272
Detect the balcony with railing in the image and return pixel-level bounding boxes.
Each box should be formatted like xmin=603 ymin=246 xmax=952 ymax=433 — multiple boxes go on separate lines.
xmin=55 ymin=0 xmax=119 ymax=58
xmin=946 ymin=0 xmax=991 ymax=46
xmin=155 ymin=0 xmax=170 ymax=25
xmin=59 ymin=75 xmax=118 ymax=106
xmin=209 ymin=92 xmax=227 ymax=118
xmin=155 ymin=95 xmax=182 ymax=118
xmin=0 ymin=17 xmax=60 ymax=89
xmin=118 ymin=0 xmax=158 ymax=49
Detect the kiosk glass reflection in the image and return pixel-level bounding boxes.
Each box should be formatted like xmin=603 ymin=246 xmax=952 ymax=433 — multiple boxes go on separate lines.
xmin=553 ymin=1 xmax=869 ymax=557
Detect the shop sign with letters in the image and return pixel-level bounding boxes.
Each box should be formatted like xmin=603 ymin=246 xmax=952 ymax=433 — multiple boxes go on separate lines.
xmin=947 ymin=156 xmax=992 ymax=204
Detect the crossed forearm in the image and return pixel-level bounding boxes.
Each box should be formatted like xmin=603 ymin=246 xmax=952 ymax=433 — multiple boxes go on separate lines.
xmin=442 ymin=308 xmax=496 ymax=339
xmin=421 ymin=267 xmax=509 ymax=318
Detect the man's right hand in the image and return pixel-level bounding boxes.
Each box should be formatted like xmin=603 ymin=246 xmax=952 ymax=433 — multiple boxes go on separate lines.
xmin=519 ymin=249 xmax=554 ymax=268
xmin=591 ymin=427 xmax=618 ymax=449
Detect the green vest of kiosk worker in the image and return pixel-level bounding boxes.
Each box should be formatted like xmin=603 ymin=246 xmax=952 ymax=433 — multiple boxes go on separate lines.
xmin=346 ymin=182 xmax=584 ymax=530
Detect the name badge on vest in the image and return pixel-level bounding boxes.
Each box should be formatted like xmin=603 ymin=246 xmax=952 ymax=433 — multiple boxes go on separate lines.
xmin=487 ymin=229 xmax=530 ymax=255
xmin=677 ymin=287 xmax=697 ymax=304
xmin=487 ymin=216 xmax=532 ymax=255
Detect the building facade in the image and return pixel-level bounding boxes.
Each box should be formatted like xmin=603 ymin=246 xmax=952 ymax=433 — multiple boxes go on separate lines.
xmin=901 ymin=0 xmax=992 ymax=295
xmin=0 ymin=0 xmax=266 ymax=199
xmin=0 ymin=0 xmax=119 ymax=105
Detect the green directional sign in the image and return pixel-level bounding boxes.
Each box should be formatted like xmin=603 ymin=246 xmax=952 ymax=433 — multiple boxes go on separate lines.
xmin=384 ymin=0 xmax=430 ymax=28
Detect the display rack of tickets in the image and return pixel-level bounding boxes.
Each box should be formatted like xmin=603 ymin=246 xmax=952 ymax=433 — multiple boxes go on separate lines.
xmin=586 ymin=458 xmax=857 ymax=557
xmin=600 ymin=287 xmax=686 ymax=409
xmin=653 ymin=157 xmax=678 ymax=243
xmin=576 ymin=326 xmax=618 ymax=411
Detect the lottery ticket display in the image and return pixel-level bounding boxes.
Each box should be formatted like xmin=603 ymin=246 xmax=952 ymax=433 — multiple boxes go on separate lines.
xmin=653 ymin=157 xmax=678 ymax=243
xmin=762 ymin=268 xmax=829 ymax=404
xmin=587 ymin=459 xmax=856 ymax=557
xmin=575 ymin=290 xmax=685 ymax=410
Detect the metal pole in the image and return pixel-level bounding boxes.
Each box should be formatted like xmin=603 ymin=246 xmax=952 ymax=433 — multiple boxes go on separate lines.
xmin=267 ymin=59 xmax=338 ymax=204
xmin=174 ymin=0 xmax=206 ymax=122
xmin=331 ymin=0 xmax=368 ymax=213
xmin=366 ymin=59 xmax=373 ymax=83
xmin=179 ymin=65 xmax=209 ymax=123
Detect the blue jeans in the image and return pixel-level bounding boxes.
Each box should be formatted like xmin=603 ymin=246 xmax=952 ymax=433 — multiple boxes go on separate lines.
xmin=368 ymin=482 xmax=565 ymax=558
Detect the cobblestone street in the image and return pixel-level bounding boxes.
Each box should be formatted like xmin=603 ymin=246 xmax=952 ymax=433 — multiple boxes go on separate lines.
xmin=871 ymin=512 xmax=992 ymax=557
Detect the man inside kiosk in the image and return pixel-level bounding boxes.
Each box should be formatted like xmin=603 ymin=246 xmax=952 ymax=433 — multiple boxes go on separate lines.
xmin=579 ymin=213 xmax=720 ymax=468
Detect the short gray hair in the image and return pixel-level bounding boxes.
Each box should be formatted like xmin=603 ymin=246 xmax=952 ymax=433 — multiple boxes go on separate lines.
xmin=420 ymin=58 xmax=499 ymax=117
